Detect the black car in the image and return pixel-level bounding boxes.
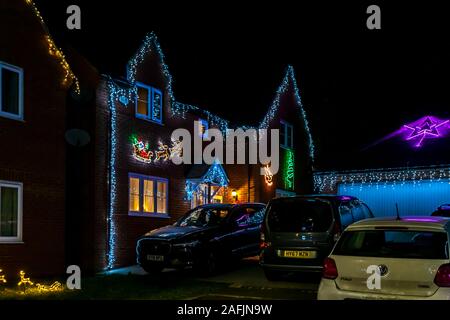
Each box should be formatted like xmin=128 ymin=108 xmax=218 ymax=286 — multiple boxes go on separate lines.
xmin=136 ymin=203 xmax=266 ymax=274
xmin=260 ymin=195 xmax=373 ymax=280
xmin=431 ymin=204 xmax=450 ymax=217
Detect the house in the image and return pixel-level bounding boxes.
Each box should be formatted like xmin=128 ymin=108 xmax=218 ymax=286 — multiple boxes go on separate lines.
xmin=84 ymin=33 xmax=316 ymax=270
xmin=0 ymin=0 xmax=80 ymax=276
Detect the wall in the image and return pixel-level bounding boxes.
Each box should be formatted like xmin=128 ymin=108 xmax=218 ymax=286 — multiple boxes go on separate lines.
xmin=0 ymin=1 xmax=68 ymax=276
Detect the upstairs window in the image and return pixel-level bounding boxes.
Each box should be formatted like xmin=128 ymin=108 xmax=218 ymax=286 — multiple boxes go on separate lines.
xmin=135 ymin=82 xmax=163 ymax=124
xmin=280 ymin=120 xmax=293 ymax=149
xmin=198 ymin=118 xmax=208 ymax=139
xmin=0 ymin=62 xmax=24 ymax=121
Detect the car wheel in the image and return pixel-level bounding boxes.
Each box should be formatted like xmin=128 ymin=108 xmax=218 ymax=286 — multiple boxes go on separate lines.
xmin=142 ymin=265 xmax=164 ymax=274
xmin=264 ymin=269 xmax=283 ymax=281
xmin=195 ymin=252 xmax=218 ymax=276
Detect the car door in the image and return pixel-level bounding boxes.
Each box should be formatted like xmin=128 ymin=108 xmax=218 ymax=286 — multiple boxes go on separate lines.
xmin=225 ymin=206 xmax=248 ymax=256
xmin=242 ymin=205 xmax=266 ymax=256
xmin=225 ymin=205 xmax=262 ymax=257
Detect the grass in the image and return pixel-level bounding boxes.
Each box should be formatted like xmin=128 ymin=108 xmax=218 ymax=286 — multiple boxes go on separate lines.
xmin=0 ymin=273 xmax=229 ymax=300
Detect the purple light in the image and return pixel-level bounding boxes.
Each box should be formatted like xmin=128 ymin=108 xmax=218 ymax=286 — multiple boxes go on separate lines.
xmin=339 ymin=196 xmax=352 ymax=201
xmin=402 ymin=217 xmax=441 ymax=223
xmin=402 ymin=116 xmax=450 ymax=148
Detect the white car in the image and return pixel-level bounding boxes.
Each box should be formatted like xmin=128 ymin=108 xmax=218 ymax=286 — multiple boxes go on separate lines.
xmin=317 ymin=216 xmax=450 ymax=300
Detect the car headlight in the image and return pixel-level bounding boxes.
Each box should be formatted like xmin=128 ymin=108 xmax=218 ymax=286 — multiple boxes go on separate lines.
xmin=172 ymin=240 xmax=200 ymax=248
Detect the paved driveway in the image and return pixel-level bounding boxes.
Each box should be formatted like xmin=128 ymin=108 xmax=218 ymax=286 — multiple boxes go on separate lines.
xmin=108 ymin=256 xmax=319 ymax=299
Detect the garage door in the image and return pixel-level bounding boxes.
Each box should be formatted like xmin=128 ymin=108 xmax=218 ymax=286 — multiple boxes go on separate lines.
xmin=338 ymin=180 xmax=450 ymax=217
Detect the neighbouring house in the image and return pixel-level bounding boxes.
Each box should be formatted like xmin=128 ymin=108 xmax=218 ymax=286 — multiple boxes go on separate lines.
xmin=0 ymin=0 xmax=81 ymax=276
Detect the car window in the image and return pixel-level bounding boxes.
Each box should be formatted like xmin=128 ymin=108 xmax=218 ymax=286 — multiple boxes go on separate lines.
xmin=351 ymin=202 xmax=365 ymax=222
xmin=247 ymin=207 xmax=265 ymax=225
xmin=176 ymin=207 xmax=230 ymax=227
xmin=361 ymin=203 xmax=374 ymax=218
xmin=231 ymin=206 xmax=264 ymax=228
xmin=267 ymin=198 xmax=333 ymax=232
xmin=338 ymin=203 xmax=354 ymax=228
xmin=334 ymin=230 xmax=449 ymax=259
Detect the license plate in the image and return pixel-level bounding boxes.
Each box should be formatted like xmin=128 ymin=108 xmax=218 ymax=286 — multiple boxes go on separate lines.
xmin=147 ymin=254 xmax=164 ymax=262
xmin=281 ymin=250 xmax=316 ymax=259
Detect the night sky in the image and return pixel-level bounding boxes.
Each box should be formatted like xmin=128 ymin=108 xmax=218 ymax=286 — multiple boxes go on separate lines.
xmin=34 ymin=1 xmax=450 ymax=169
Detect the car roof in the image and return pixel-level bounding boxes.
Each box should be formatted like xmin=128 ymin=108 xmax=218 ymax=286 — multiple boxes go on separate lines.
xmin=347 ymin=216 xmax=450 ymax=232
xmin=271 ymin=194 xmax=358 ymax=202
xmin=197 ymin=202 xmax=265 ymax=210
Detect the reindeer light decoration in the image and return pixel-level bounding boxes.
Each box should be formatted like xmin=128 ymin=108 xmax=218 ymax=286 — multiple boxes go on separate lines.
xmin=155 ymin=142 xmax=170 ymax=161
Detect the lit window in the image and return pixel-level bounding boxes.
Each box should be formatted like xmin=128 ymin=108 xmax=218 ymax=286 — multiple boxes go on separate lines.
xmin=0 ymin=62 xmax=23 ymax=121
xmin=280 ymin=120 xmax=293 ymax=149
xmin=0 ymin=181 xmax=22 ymax=242
xmin=135 ymin=83 xmax=163 ymax=124
xmin=156 ymin=181 xmax=167 ymax=213
xmin=198 ymin=119 xmax=208 ymax=139
xmin=129 ymin=173 xmax=168 ymax=216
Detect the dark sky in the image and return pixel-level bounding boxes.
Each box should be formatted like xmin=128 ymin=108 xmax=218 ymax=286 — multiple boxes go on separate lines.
xmin=34 ymin=0 xmax=450 ymax=169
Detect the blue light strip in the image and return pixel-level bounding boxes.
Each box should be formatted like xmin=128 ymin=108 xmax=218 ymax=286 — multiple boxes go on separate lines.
xmin=314 ymin=166 xmax=450 ymax=193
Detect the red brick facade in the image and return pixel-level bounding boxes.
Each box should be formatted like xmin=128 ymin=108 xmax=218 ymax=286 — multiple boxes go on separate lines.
xmin=0 ymin=1 xmax=69 ymax=276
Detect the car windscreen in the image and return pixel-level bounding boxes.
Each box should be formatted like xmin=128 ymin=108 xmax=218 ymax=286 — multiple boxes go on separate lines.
xmin=267 ymin=198 xmax=333 ymax=232
xmin=176 ymin=207 xmax=231 ymax=227
xmin=334 ymin=230 xmax=449 ymax=259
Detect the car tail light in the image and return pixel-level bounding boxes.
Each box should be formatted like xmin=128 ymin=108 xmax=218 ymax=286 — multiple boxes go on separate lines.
xmin=323 ymin=257 xmax=338 ymax=280
xmin=260 ymin=223 xmax=269 ymax=249
xmin=434 ymin=264 xmax=450 ymax=287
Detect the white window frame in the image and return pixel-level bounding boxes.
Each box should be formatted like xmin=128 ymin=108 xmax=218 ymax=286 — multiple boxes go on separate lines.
xmin=0 ymin=62 xmax=24 ymax=121
xmin=0 ymin=180 xmax=23 ymax=243
xmin=280 ymin=120 xmax=293 ymax=149
xmin=128 ymin=173 xmax=169 ymax=218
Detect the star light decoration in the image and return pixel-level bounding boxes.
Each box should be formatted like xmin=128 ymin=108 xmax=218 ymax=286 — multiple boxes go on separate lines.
xmin=403 ymin=116 xmax=449 ymax=148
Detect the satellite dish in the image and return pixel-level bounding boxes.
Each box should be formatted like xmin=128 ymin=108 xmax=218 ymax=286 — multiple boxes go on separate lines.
xmin=65 ymin=129 xmax=91 ymax=147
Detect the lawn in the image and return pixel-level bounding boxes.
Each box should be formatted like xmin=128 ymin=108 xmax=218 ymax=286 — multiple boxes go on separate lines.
xmin=0 ymin=273 xmax=229 ymax=300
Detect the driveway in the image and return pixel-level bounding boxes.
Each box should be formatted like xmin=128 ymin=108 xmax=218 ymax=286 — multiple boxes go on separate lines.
xmin=107 ymin=256 xmax=319 ymax=300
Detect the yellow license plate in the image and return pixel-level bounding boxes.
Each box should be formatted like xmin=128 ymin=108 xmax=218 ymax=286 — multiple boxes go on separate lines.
xmin=282 ymin=250 xmax=316 ymax=259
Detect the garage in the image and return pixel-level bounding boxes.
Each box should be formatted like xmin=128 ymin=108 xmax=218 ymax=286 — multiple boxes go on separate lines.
xmin=338 ymin=180 xmax=450 ymax=217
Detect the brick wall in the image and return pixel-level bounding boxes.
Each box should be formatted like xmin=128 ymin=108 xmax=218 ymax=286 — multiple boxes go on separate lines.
xmin=0 ymin=1 xmax=67 ymax=277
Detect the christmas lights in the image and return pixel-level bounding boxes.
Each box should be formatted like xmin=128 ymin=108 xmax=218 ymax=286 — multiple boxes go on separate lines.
xmin=155 ymin=142 xmax=170 ymax=162
xmin=259 ymin=66 xmax=314 ymax=160
xmin=107 ymin=80 xmax=119 ymax=269
xmin=263 ymin=165 xmax=274 ymax=186
xmin=314 ymin=166 xmax=450 ymax=193
xmin=25 ymin=0 xmax=80 ymax=94
xmin=35 ymin=281 xmax=63 ymax=293
xmin=0 ymin=269 xmax=6 ymax=284
xmin=18 ymin=271 xmax=34 ymax=288
xmin=131 ymin=135 xmax=153 ymax=163
xmin=403 ymin=116 xmax=450 ymax=148
xmin=185 ymin=161 xmax=229 ymax=201
xmin=284 ymin=149 xmax=295 ymax=190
